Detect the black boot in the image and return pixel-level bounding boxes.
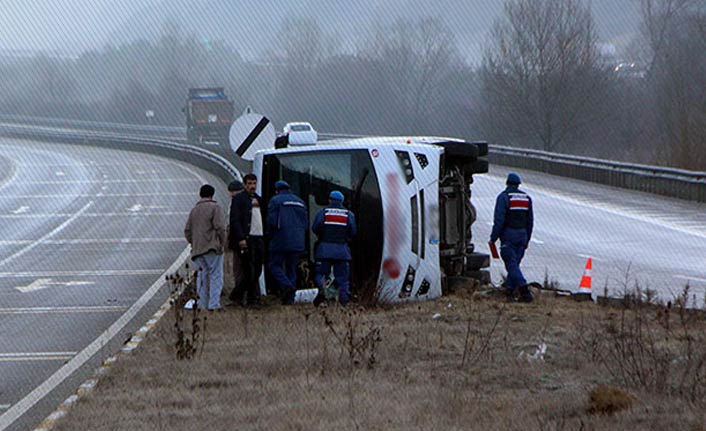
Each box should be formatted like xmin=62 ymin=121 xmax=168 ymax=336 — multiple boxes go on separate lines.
xmin=518 ymin=284 xmax=534 ymax=303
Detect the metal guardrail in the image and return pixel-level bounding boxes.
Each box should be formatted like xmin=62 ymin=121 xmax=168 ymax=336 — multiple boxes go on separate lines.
xmin=0 ymin=123 xmax=241 ymax=186
xmin=489 ymin=145 xmax=706 ymax=203
xmin=1 ymin=115 xmax=704 ymax=202
xmin=0 ymin=114 xmax=361 ymax=141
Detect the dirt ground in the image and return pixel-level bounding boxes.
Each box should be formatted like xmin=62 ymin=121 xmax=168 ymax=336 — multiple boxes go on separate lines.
xmin=55 ymin=273 xmax=706 ymax=431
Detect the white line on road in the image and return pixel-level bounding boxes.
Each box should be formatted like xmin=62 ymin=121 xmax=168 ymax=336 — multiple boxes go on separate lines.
xmin=0 ymin=306 xmax=127 ymax=315
xmin=674 ymin=275 xmax=706 ymax=283
xmin=15 ymin=279 xmax=95 ymax=293
xmin=0 ymin=212 xmax=187 ymax=219
xmin=10 ymin=207 xmax=29 ymax=215
xmin=486 ymin=173 xmax=706 ymax=241
xmin=0 ymin=238 xmax=184 ymax=246
xmin=0 ymin=193 xmax=192 ymax=198
xmin=0 ymin=352 xmax=77 ymax=358
xmin=530 ymin=238 xmax=545 ymax=245
xmin=55 ymin=171 xmax=65 ymax=177
xmin=0 ymin=202 xmax=93 ymax=268
xmin=0 ymin=270 xmax=164 ymax=278
xmin=0 ymin=247 xmax=190 ymax=430
xmin=20 ymin=178 xmax=197 ymax=184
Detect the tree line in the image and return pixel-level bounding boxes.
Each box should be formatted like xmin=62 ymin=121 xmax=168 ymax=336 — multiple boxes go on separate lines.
xmin=0 ymin=0 xmax=703 ymax=170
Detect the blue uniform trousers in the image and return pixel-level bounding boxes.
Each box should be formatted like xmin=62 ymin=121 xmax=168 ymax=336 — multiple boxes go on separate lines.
xmin=315 ymin=259 xmax=351 ymax=305
xmin=269 ymin=251 xmax=299 ymax=304
xmin=500 ymin=228 xmax=528 ymax=294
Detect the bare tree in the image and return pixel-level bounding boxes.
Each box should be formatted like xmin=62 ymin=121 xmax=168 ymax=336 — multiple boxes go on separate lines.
xmin=480 ymin=0 xmax=609 ymax=152
xmin=364 ymin=18 xmax=462 ymax=132
xmin=640 ymin=0 xmax=706 ymax=169
xmin=275 ymin=17 xmax=337 ymax=68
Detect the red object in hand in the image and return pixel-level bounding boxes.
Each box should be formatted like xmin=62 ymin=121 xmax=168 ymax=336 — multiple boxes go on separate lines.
xmin=488 ymin=241 xmax=500 ymax=259
xmin=383 ymin=258 xmax=401 ymax=279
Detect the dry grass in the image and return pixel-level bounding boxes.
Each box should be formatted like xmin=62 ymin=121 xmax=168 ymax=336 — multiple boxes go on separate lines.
xmin=55 ymin=273 xmax=706 ymax=431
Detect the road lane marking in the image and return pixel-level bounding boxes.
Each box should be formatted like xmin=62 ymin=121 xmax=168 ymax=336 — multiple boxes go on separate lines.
xmin=0 ymin=306 xmax=128 ymax=315
xmin=675 ymin=275 xmax=706 ymax=283
xmin=0 ymin=352 xmax=76 ymax=362
xmin=0 ymin=151 xmax=211 ymax=430
xmin=55 ymin=171 xmax=65 ymax=177
xmin=485 ymin=173 xmax=706 ymax=241
xmin=530 ymin=238 xmax=544 ymax=245
xmin=10 ymin=207 xmax=28 ymax=215
xmin=0 ymin=247 xmax=190 ymax=430
xmin=0 ymin=193 xmax=192 ymax=198
xmin=0 ymin=202 xmax=93 ymax=268
xmin=20 ymin=178 xmax=197 ymax=184
xmin=0 ymin=238 xmax=184 ymax=246
xmin=0 ymin=270 xmax=164 ymax=278
xmin=15 ymin=279 xmax=94 ymax=293
xmin=0 ymin=212 xmax=187 ymax=219
xmin=0 ymin=158 xmax=18 ymax=193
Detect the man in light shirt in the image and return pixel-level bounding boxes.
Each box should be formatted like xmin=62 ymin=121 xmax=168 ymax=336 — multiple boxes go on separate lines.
xmin=230 ymin=173 xmax=265 ymax=307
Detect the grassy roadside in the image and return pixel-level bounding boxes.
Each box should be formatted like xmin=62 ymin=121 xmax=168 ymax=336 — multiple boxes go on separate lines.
xmin=55 ymin=270 xmax=706 ymax=431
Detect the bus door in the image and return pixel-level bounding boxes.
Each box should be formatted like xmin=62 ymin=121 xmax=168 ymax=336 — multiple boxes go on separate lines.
xmin=261 ymin=150 xmax=383 ymax=300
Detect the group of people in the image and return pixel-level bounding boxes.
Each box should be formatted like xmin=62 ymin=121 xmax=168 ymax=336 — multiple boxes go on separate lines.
xmin=183 ymin=174 xmax=356 ymax=311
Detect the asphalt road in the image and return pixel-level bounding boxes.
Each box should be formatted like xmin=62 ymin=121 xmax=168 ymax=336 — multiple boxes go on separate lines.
xmin=474 ymin=166 xmax=706 ymax=305
xmin=0 ymin=139 xmax=228 ymax=431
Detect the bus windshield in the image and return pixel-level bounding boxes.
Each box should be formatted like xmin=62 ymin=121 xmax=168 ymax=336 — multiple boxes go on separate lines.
xmin=262 ymin=150 xmax=384 ymax=301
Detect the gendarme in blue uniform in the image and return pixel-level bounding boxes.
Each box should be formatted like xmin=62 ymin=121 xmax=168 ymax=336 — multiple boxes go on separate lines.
xmin=267 ymin=180 xmax=307 ymax=304
xmin=312 ymin=191 xmax=357 ymax=305
xmin=490 ymin=173 xmax=534 ymax=300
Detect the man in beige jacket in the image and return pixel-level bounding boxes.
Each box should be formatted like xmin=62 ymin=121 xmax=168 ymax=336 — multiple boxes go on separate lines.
xmin=184 ymin=184 xmax=226 ymax=311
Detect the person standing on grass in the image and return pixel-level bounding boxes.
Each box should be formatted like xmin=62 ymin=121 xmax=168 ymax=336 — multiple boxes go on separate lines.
xmin=230 ymin=173 xmax=265 ymax=307
xmin=312 ymin=191 xmax=356 ymax=307
xmin=226 ymin=180 xmax=245 ymax=303
xmin=490 ymin=172 xmax=534 ymax=303
xmin=184 ymin=184 xmax=226 ymax=311
xmin=267 ymin=180 xmax=308 ymax=305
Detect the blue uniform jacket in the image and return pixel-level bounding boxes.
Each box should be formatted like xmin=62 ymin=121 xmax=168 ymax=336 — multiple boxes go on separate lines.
xmin=490 ymin=185 xmax=533 ymax=245
xmin=267 ymin=190 xmax=308 ymax=252
xmin=312 ymin=203 xmax=357 ymax=261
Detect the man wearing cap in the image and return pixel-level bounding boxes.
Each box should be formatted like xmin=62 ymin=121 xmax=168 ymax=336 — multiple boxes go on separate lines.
xmin=490 ymin=173 xmax=534 ymax=302
xmin=226 ymin=180 xmax=244 ymax=303
xmin=267 ymin=180 xmax=308 ymax=305
xmin=184 ymin=184 xmax=226 ymax=311
xmin=312 ymin=191 xmax=357 ymax=307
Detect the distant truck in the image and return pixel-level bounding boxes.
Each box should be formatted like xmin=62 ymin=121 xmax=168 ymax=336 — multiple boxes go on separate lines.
xmin=184 ymin=87 xmax=234 ymax=146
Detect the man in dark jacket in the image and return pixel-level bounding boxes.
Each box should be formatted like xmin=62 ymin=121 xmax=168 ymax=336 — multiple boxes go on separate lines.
xmin=226 ymin=180 xmax=244 ymax=303
xmin=267 ymin=180 xmax=308 ymax=305
xmin=312 ymin=191 xmax=357 ymax=306
xmin=229 ymin=173 xmax=264 ymax=306
xmin=490 ymin=172 xmax=534 ymax=302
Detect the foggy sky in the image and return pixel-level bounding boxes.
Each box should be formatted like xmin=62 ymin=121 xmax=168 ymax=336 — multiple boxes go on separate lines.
xmin=0 ymin=0 xmax=641 ymax=60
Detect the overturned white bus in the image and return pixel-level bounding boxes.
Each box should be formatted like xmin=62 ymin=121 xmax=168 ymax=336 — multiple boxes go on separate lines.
xmin=252 ymin=137 xmax=490 ymax=304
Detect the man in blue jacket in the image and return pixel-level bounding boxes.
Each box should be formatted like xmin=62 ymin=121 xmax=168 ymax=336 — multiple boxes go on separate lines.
xmin=312 ymin=191 xmax=357 ymax=307
xmin=490 ymin=173 xmax=534 ymax=302
xmin=267 ymin=180 xmax=308 ymax=305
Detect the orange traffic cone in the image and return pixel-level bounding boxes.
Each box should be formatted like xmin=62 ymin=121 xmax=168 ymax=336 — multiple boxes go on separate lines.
xmin=575 ymin=257 xmax=592 ymax=300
